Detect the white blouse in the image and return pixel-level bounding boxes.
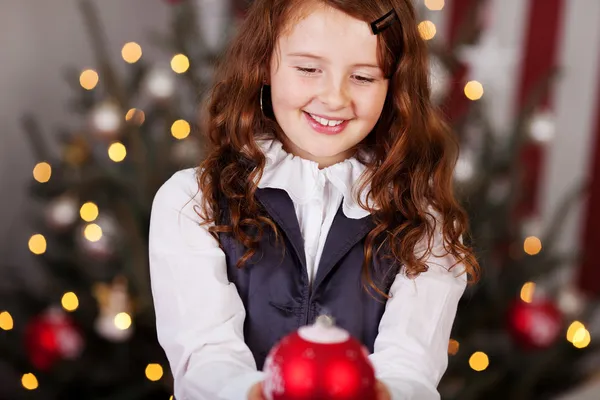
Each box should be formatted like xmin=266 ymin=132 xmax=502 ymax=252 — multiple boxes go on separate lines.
xmin=148 ymin=139 xmax=467 ymax=400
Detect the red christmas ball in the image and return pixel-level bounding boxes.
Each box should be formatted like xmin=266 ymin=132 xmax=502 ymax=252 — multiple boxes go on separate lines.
xmin=24 ymin=307 xmax=84 ymax=371
xmin=507 ymin=298 xmax=562 ymax=350
xmin=263 ymin=315 xmax=377 ymax=400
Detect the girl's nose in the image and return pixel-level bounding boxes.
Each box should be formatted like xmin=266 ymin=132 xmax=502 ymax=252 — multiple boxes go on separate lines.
xmin=318 ymin=78 xmax=351 ymax=110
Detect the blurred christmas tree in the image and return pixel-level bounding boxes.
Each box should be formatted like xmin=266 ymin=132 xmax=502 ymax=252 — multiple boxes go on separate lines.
xmin=0 ymin=0 xmax=247 ymax=398
xmin=415 ymin=1 xmax=600 ymax=399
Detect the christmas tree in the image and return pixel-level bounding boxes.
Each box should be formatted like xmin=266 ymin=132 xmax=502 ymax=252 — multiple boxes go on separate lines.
xmin=415 ymin=1 xmax=600 ymax=399
xmin=0 ymin=0 xmax=246 ymax=398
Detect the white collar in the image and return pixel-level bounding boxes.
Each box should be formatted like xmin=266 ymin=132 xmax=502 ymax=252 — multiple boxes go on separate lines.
xmin=255 ymin=140 xmax=371 ymax=219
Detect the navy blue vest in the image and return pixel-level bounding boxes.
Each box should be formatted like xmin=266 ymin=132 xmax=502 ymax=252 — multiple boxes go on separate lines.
xmin=218 ymin=188 xmax=400 ymax=370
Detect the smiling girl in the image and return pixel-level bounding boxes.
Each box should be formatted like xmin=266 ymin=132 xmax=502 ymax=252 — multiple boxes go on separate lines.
xmin=149 ymin=1 xmax=479 ymax=399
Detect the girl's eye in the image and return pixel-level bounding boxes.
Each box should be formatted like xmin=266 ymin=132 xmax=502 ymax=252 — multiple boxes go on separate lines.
xmin=296 ymin=67 xmax=319 ymax=75
xmin=353 ymin=75 xmax=376 ymax=84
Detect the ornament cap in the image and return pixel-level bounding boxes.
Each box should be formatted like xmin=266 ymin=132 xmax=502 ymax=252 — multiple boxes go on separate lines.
xmin=298 ymin=313 xmax=349 ymax=344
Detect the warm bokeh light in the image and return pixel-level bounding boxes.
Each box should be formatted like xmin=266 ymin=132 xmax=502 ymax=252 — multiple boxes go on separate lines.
xmin=80 ymin=69 xmax=99 ymax=90
xmin=170 ymin=54 xmax=190 ymax=74
xmin=80 ymin=202 xmax=99 ymax=222
xmin=448 ymin=339 xmax=460 ymax=355
xmin=464 ymin=81 xmax=484 ymax=100
xmin=61 ymin=292 xmax=79 ymax=312
xmin=524 ymin=236 xmax=542 ymax=255
xmin=114 ymin=312 xmax=132 ymax=330
xmin=425 ymin=0 xmax=445 ymax=11
xmin=567 ymin=321 xmax=585 ymax=342
xmin=0 ymin=311 xmax=14 ymax=331
xmin=418 ymin=20 xmax=437 ymax=40
xmin=122 ymin=42 xmax=142 ymax=63
xmin=108 ymin=142 xmax=127 ymax=162
xmin=573 ymin=328 xmax=591 ymax=349
xmin=520 ymin=282 xmax=536 ymax=303
xmin=171 ymin=119 xmax=191 ymax=140
xmin=469 ymin=351 xmax=489 ymax=371
xmin=33 ymin=162 xmax=52 ymax=183
xmin=84 ymin=223 xmax=103 ymax=242
xmin=145 ymin=363 xmax=164 ymax=381
xmin=125 ymin=108 xmax=145 ymax=125
xmin=22 ymin=373 xmax=39 ymax=390
xmin=28 ymin=234 xmax=47 ymax=255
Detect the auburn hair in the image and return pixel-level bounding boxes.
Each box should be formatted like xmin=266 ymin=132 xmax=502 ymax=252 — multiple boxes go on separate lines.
xmin=197 ymin=0 xmax=480 ymax=298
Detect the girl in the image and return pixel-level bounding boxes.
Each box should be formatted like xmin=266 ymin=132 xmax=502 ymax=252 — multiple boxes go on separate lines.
xmin=149 ymin=0 xmax=479 ymax=399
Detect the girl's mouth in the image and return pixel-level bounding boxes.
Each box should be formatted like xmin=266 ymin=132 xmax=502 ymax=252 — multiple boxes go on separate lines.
xmin=303 ymin=111 xmax=350 ymax=135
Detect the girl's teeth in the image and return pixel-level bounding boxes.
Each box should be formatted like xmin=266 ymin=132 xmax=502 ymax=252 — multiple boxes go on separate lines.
xmin=309 ymin=113 xmax=344 ymax=127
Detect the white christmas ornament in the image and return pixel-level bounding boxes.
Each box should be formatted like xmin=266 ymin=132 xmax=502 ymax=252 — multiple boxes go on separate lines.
xmin=145 ymin=68 xmax=176 ymax=100
xmin=90 ymin=102 xmax=122 ymax=137
xmin=454 ymin=151 xmax=475 ymax=183
xmin=46 ymin=195 xmax=78 ymax=230
xmin=529 ymin=111 xmax=555 ymax=143
xmin=94 ymin=277 xmax=133 ymax=342
xmin=78 ymin=214 xmax=119 ymax=259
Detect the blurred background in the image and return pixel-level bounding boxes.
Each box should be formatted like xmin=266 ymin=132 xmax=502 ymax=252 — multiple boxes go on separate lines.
xmin=0 ymin=0 xmax=599 ymax=399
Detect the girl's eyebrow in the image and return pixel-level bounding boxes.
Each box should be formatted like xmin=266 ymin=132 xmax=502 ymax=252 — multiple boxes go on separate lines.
xmin=286 ymin=52 xmax=381 ymax=70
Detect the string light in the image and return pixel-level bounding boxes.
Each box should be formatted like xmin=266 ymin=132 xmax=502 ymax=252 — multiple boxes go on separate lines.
xmin=121 ymin=42 xmax=142 ymax=64
xmin=448 ymin=339 xmax=460 ymax=355
xmin=524 ymin=236 xmax=542 ymax=255
xmin=425 ymin=0 xmax=445 ymax=11
xmin=125 ymin=108 xmax=145 ymax=125
xmin=84 ymin=223 xmax=103 ymax=242
xmin=566 ymin=321 xmax=585 ymax=342
xmin=171 ymin=120 xmax=191 ymax=140
xmin=80 ymin=69 xmax=99 ymax=90
xmin=33 ymin=162 xmax=52 ymax=183
xmin=469 ymin=351 xmax=489 ymax=371
xmin=28 ymin=234 xmax=47 ymax=255
xmin=464 ymin=81 xmax=484 ymax=100
xmin=145 ymin=363 xmax=164 ymax=381
xmin=171 ymin=54 xmax=190 ymax=74
xmin=61 ymin=292 xmax=79 ymax=312
xmin=573 ymin=328 xmax=591 ymax=349
xmin=418 ymin=20 xmax=436 ymax=41
xmin=0 ymin=311 xmax=14 ymax=331
xmin=114 ymin=312 xmax=132 ymax=330
xmin=520 ymin=282 xmax=536 ymax=303
xmin=80 ymin=202 xmax=99 ymax=222
xmin=21 ymin=373 xmax=39 ymax=390
xmin=108 ymin=142 xmax=127 ymax=162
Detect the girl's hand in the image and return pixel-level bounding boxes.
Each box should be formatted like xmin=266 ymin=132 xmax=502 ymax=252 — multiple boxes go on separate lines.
xmin=248 ymin=379 xmax=391 ymax=400
xmin=248 ymin=381 xmax=265 ymax=400
xmin=375 ymin=379 xmax=392 ymax=400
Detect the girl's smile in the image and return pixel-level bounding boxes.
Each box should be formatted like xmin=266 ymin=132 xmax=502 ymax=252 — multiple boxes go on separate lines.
xmin=302 ymin=111 xmax=352 ymax=135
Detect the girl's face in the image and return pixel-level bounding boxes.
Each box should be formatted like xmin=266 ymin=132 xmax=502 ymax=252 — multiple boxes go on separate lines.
xmin=269 ymin=5 xmax=389 ymax=168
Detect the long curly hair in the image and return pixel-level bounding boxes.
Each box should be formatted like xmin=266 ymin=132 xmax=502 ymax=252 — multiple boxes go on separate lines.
xmin=197 ymin=0 xmax=480 ymax=298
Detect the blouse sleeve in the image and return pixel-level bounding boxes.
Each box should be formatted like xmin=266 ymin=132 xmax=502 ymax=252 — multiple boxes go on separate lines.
xmin=148 ymin=169 xmax=265 ymax=400
xmin=368 ymin=217 xmax=467 ymax=400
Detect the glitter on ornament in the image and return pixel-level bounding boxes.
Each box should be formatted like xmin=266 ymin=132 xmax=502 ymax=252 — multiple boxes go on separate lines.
xmin=263 ymin=314 xmax=377 ymax=400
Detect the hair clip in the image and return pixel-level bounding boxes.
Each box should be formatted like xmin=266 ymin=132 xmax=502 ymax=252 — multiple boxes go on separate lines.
xmin=370 ymin=9 xmax=398 ymax=35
